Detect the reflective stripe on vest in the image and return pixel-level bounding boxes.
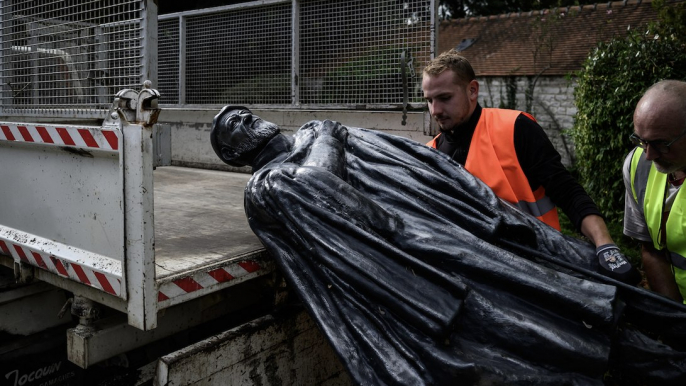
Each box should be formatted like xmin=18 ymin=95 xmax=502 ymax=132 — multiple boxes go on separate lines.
xmin=630 ymin=147 xmax=686 ymax=301
xmin=516 ymin=194 xmax=556 ymax=218
xmin=427 ymin=109 xmax=560 ymax=230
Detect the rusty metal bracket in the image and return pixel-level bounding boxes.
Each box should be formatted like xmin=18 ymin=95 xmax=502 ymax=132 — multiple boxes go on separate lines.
xmin=105 ymin=80 xmax=161 ymax=127
xmin=13 ymin=260 xmax=34 ymax=284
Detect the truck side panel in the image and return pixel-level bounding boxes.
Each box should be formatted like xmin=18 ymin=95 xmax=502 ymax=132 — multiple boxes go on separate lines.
xmin=0 ymin=122 xmax=126 ymax=298
xmin=156 ymin=309 xmax=351 ymax=386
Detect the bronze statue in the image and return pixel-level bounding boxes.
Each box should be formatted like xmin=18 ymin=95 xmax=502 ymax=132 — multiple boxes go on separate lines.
xmin=211 ymin=107 xmax=686 ymax=386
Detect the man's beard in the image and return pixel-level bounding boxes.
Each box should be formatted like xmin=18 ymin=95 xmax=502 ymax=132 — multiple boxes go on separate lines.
xmin=212 ymin=118 xmax=280 ymax=167
xmin=436 ymin=121 xmax=455 ymax=133
xmin=653 ymin=160 xmax=681 ymax=175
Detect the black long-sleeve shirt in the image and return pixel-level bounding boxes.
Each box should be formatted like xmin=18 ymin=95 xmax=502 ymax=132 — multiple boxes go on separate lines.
xmin=433 ymin=104 xmax=601 ymax=231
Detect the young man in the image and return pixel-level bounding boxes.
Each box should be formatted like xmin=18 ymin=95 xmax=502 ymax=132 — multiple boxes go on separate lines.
xmin=624 ymin=80 xmax=686 ymax=303
xmin=422 ymin=49 xmax=639 ymax=284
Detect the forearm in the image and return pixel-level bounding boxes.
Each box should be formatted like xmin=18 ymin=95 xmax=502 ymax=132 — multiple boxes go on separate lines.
xmin=641 ymin=242 xmax=682 ymax=302
xmin=580 ymin=214 xmax=614 ymax=247
xmin=513 ymin=116 xmax=602 ymax=230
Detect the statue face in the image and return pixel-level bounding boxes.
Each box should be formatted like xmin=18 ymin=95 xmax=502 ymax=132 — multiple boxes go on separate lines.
xmin=217 ymin=108 xmax=255 ymax=149
xmin=211 ymin=106 xmax=280 ymax=167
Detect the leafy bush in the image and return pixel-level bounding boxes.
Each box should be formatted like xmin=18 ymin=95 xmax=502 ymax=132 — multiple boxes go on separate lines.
xmin=570 ymin=2 xmax=686 ymax=224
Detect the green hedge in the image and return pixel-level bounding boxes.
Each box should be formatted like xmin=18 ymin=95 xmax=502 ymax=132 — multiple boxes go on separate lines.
xmin=570 ymin=2 xmax=686 ymax=224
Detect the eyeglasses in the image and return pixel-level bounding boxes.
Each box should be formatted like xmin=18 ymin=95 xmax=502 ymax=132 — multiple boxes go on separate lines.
xmin=629 ymin=129 xmax=686 ymax=155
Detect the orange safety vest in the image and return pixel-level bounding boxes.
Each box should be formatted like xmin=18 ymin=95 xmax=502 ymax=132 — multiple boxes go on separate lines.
xmin=427 ymin=108 xmax=560 ymax=230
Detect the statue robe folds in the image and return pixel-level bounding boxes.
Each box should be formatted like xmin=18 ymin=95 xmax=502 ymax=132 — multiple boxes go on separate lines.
xmin=243 ymin=120 xmax=686 ymax=386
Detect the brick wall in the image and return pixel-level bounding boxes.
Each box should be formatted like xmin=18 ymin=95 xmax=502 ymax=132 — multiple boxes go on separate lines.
xmin=478 ymin=75 xmax=577 ymax=166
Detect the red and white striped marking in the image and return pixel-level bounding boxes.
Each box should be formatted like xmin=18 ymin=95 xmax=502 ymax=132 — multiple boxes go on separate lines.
xmin=157 ymin=260 xmax=265 ymax=302
xmin=0 ymin=239 xmax=122 ymax=297
xmin=0 ymin=123 xmax=119 ymax=151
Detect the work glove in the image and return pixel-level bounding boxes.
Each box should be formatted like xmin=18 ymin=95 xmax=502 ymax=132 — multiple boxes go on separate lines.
xmin=595 ymin=244 xmax=641 ymax=285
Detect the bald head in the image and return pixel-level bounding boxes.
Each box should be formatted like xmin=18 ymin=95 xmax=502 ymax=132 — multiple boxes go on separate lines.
xmin=633 ymin=80 xmax=686 ymax=173
xmin=635 ymin=80 xmax=686 ymax=128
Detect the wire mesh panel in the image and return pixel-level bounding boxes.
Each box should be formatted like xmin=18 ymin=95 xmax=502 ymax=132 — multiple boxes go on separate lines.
xmin=158 ymin=18 xmax=179 ymax=104
xmin=299 ymin=0 xmax=431 ymax=106
xmin=0 ymin=0 xmax=147 ymax=117
xmin=189 ymin=4 xmax=291 ymax=105
xmin=158 ymin=0 xmax=433 ymax=109
xmin=159 ymin=3 xmax=291 ymax=106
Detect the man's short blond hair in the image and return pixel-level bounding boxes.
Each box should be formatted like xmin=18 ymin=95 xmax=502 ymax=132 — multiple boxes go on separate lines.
xmin=422 ymin=49 xmax=476 ymax=86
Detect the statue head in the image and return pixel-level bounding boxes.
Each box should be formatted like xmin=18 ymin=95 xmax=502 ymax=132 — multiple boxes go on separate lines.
xmin=210 ymin=106 xmax=280 ymax=167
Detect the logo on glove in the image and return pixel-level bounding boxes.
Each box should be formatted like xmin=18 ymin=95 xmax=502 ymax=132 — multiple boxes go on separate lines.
xmin=603 ymin=249 xmax=628 ymax=271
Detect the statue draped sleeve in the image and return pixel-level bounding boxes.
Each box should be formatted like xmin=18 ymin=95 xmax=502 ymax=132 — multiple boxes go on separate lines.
xmin=243 ymin=121 xmax=686 ymax=386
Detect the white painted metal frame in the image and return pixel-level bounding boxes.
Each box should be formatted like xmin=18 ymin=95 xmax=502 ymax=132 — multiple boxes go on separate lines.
xmin=121 ymin=120 xmax=157 ymax=330
xmin=0 ymin=85 xmax=276 ymax=334
xmin=0 ymin=122 xmax=127 ymax=300
xmin=155 ymin=252 xmax=275 ymax=310
xmin=0 ymin=85 xmax=161 ymax=331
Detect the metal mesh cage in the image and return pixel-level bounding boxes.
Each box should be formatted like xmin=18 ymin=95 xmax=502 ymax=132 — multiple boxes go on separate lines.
xmin=0 ymin=0 xmax=146 ymax=117
xmin=158 ymin=3 xmax=292 ymax=106
xmin=158 ymin=0 xmax=433 ymax=109
xmin=299 ymin=0 xmax=431 ymax=106
xmin=186 ymin=4 xmax=291 ymax=105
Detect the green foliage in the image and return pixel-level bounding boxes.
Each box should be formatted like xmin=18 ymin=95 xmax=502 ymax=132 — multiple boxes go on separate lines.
xmin=570 ymin=4 xmax=686 ymax=224
xmin=498 ymin=77 xmax=518 ymax=110
xmin=318 ymin=47 xmax=424 ymax=105
xmin=440 ymin=0 xmax=599 ymax=18
xmin=219 ymin=74 xmax=291 ymax=105
xmin=653 ymin=0 xmax=686 ymax=38
xmin=320 ymin=50 xmax=401 ymax=104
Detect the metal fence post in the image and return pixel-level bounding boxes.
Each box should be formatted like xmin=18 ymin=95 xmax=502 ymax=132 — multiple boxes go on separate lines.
xmin=0 ymin=1 xmax=4 ymax=113
xmin=179 ymin=16 xmax=186 ymax=105
xmin=142 ymin=0 xmax=159 ymax=88
xmin=291 ymin=0 xmax=300 ymax=107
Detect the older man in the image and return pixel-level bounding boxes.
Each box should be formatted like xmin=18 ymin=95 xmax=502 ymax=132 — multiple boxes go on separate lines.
xmin=624 ymin=80 xmax=686 ymax=303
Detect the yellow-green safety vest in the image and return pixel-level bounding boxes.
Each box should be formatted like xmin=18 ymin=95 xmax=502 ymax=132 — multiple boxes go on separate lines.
xmin=630 ymin=147 xmax=686 ymax=303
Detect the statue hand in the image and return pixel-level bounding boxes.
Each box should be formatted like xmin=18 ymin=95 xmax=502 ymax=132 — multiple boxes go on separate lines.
xmin=317 ymin=119 xmax=348 ymax=144
xmin=302 ymin=120 xmax=347 ymax=179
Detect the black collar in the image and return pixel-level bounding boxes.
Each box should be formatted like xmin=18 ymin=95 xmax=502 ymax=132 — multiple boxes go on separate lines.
xmin=443 ymin=104 xmax=482 ymax=144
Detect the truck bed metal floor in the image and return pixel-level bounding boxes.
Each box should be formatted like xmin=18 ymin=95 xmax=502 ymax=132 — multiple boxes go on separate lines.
xmin=153 ymin=166 xmax=265 ymax=280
